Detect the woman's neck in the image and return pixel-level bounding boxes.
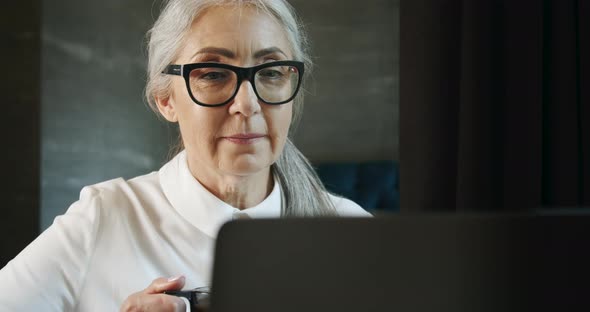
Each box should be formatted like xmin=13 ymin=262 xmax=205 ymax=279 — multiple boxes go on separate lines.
xmin=186 ymin=158 xmax=273 ymax=209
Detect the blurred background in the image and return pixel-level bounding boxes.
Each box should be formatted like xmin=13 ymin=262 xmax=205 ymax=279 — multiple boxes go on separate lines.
xmin=2 ymin=0 xmax=589 ymax=272
xmin=1 ymin=0 xmax=399 ymax=266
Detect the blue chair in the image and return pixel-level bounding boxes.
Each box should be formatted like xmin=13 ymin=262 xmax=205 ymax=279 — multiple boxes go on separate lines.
xmin=315 ymin=161 xmax=399 ymax=213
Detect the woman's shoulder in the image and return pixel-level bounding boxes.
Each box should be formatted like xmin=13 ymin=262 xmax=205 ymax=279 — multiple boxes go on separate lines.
xmin=82 ymin=171 xmax=158 ymax=197
xmin=72 ymin=171 xmax=161 ymax=216
xmin=326 ymin=193 xmax=373 ymax=217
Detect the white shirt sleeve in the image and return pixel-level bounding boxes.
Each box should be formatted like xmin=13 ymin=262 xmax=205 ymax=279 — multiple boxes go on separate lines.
xmin=0 ymin=186 xmax=102 ymax=311
xmin=180 ymin=296 xmax=191 ymax=312
xmin=328 ymin=193 xmax=373 ymax=217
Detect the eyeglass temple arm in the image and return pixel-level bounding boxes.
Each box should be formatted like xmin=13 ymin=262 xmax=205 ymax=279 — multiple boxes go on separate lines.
xmin=162 ymin=65 xmax=183 ymax=76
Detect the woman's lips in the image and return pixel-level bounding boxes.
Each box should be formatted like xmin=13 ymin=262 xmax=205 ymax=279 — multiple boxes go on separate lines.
xmin=223 ymin=133 xmax=266 ymax=145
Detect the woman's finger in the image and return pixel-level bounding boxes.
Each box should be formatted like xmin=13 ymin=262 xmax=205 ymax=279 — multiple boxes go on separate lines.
xmin=121 ymin=292 xmax=186 ymax=312
xmin=120 ymin=276 xmax=187 ymax=312
xmin=144 ymin=275 xmax=186 ymax=294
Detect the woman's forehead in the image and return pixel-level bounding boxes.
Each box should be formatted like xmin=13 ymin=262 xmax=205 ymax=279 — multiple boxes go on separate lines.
xmin=179 ymin=5 xmax=293 ymax=62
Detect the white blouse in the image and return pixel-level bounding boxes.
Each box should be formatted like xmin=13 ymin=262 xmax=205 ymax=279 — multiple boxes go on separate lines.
xmin=0 ymin=151 xmax=370 ymax=311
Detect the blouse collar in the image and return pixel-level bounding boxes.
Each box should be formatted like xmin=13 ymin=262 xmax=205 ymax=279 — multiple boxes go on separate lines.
xmin=159 ymin=150 xmax=281 ymax=238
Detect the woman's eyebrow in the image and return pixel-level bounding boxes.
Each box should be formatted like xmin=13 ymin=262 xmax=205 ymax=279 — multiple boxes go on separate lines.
xmin=192 ymin=47 xmax=236 ymax=60
xmin=253 ymin=47 xmax=287 ymax=59
xmin=190 ymin=46 xmax=287 ymax=61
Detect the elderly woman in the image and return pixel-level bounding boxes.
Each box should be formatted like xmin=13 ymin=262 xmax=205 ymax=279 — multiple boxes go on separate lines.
xmin=0 ymin=0 xmax=369 ymax=311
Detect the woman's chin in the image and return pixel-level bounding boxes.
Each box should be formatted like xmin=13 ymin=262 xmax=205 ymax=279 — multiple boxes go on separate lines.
xmin=222 ymin=155 xmax=270 ymax=177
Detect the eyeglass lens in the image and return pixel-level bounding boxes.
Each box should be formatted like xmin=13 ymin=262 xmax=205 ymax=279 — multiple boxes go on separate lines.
xmin=188 ymin=65 xmax=300 ymax=105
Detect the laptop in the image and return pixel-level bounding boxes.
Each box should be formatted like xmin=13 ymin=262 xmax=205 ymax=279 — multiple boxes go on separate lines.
xmin=207 ymin=215 xmax=590 ymax=312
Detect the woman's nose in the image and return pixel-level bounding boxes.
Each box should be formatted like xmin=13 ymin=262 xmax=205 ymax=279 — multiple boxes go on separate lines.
xmin=228 ymin=80 xmax=261 ymax=117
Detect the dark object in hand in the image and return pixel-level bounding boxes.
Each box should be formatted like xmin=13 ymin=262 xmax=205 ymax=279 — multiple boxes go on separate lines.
xmin=165 ymin=286 xmax=210 ymax=312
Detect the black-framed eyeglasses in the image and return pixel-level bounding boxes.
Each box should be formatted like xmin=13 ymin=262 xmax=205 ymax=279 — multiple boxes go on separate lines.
xmin=162 ymin=60 xmax=304 ymax=107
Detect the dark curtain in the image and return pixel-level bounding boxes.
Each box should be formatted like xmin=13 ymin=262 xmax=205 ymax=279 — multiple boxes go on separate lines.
xmin=0 ymin=0 xmax=41 ymax=267
xmin=400 ymin=0 xmax=589 ymax=212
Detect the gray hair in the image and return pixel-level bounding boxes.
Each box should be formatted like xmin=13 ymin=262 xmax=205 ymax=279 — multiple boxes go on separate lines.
xmin=145 ymin=0 xmax=337 ymax=216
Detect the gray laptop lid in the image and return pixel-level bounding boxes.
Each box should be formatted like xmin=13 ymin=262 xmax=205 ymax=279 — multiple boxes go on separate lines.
xmin=208 ymin=216 xmax=588 ymax=312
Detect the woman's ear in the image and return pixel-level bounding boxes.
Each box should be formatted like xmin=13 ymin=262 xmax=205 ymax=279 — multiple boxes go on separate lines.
xmin=155 ymin=94 xmax=178 ymax=122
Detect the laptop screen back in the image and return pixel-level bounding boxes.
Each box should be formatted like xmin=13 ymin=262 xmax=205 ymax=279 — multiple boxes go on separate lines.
xmin=208 ymin=216 xmax=548 ymax=312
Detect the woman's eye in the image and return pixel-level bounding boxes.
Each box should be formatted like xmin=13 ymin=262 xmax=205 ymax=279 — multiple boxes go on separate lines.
xmin=201 ymin=71 xmax=227 ymax=80
xmin=259 ymin=69 xmax=284 ymax=79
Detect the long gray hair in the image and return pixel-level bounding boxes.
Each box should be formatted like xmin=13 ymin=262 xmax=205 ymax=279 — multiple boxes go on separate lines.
xmin=145 ymin=0 xmax=337 ymax=216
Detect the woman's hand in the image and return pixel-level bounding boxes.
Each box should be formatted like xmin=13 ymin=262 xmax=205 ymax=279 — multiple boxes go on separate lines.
xmin=120 ymin=276 xmax=187 ymax=312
